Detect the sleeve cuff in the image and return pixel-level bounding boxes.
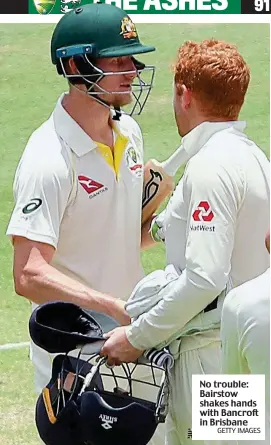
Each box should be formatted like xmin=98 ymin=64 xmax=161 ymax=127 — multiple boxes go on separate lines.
xmin=6 ymin=227 xmax=57 ymax=248
xmin=125 ymin=322 xmax=155 ymax=350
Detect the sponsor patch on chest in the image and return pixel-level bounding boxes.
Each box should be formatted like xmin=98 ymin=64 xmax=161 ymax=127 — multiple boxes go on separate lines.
xmin=78 ymin=175 xmax=108 ymax=199
xmin=125 ymin=146 xmax=143 ymax=178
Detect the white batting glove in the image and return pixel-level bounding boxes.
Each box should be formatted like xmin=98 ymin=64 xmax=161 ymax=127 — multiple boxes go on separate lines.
xmin=150 ymin=210 xmax=166 ymax=243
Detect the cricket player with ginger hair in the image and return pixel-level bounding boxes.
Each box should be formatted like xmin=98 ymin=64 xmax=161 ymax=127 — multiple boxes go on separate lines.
xmin=102 ymin=39 xmax=270 ymax=445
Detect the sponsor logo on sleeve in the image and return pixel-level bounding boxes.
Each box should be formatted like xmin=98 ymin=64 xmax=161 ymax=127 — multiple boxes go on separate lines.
xmin=22 ymin=198 xmax=42 ymax=214
xmin=190 ymin=201 xmax=215 ymax=232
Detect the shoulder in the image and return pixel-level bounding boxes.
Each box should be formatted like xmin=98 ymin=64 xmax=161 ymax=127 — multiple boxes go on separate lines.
xmin=119 ymin=114 xmax=142 ymax=134
xmin=25 ymin=116 xmax=62 ymax=158
xmin=185 ymin=131 xmax=250 ymax=189
xmin=223 ymin=269 xmax=270 ymax=317
xmin=119 ymin=114 xmax=143 ymax=144
xmin=198 ymin=127 xmax=268 ymax=172
xmin=184 ymin=151 xmax=244 ymax=192
xmin=119 ymin=114 xmax=144 ymax=155
xmin=18 ymin=116 xmax=72 ymax=180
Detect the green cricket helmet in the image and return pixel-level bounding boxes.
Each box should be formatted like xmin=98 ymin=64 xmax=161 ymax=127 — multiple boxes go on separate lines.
xmin=51 ymin=3 xmax=156 ymax=116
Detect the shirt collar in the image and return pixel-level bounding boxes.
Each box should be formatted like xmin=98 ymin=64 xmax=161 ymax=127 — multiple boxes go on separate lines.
xmin=52 ymin=93 xmax=98 ymax=157
xmin=181 ymin=120 xmax=247 ymax=160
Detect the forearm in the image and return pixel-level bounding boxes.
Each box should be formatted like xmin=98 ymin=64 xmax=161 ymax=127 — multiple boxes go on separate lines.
xmin=141 ymin=211 xmax=166 ymax=249
xmin=126 ymin=269 xmax=224 ymax=350
xmin=141 ymin=216 xmax=157 ymax=249
xmin=16 ymin=262 xmax=119 ymax=319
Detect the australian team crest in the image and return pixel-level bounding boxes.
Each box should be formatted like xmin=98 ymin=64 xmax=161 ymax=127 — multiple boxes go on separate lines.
xmin=120 ymin=17 xmax=137 ymax=39
xmin=32 ymin=0 xmax=56 ymax=14
xmin=125 ymin=146 xmax=143 ymax=178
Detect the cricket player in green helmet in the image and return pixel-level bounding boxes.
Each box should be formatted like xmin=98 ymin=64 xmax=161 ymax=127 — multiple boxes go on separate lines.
xmin=51 ymin=2 xmax=156 ymax=117
xmin=7 ymin=5 xmax=166 ymax=445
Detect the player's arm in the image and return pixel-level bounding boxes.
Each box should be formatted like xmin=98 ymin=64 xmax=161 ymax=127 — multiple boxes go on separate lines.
xmin=140 ymin=146 xmax=188 ymax=247
xmin=141 ymin=211 xmax=166 ymax=249
xmin=12 ymin=236 xmax=128 ymax=325
xmin=220 ymin=291 xmax=244 ymax=374
xmin=126 ymin=158 xmax=245 ymax=350
xmin=141 ymin=216 xmax=157 ymax=249
xmin=7 ymin=151 xmax=129 ymax=325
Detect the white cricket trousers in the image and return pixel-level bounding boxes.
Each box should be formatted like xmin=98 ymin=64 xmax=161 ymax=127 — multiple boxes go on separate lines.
xmin=30 ymin=340 xmax=166 ymax=445
xmin=166 ymin=333 xmax=238 ymax=445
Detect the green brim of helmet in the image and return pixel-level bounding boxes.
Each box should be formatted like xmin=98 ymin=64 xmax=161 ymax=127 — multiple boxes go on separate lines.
xmin=98 ymin=43 xmax=155 ymax=58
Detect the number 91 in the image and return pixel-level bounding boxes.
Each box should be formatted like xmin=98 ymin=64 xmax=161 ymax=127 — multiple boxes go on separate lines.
xmin=255 ymin=0 xmax=269 ymax=11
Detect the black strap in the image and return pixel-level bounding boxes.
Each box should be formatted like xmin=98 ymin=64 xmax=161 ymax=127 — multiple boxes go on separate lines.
xmin=204 ymin=296 xmax=218 ymax=313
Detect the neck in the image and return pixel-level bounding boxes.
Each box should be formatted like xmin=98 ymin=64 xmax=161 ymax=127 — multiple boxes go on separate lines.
xmin=62 ymin=88 xmax=113 ymax=140
xmin=181 ymin=112 xmax=237 ymax=137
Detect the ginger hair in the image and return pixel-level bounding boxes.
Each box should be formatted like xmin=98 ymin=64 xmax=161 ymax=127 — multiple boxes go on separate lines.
xmin=173 ymin=39 xmax=250 ymax=120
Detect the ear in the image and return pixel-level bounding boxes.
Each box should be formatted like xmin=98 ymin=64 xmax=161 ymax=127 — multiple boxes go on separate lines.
xmin=181 ymin=85 xmax=191 ymax=110
xmin=265 ymin=230 xmax=270 ymax=253
xmin=68 ymin=57 xmax=79 ymax=75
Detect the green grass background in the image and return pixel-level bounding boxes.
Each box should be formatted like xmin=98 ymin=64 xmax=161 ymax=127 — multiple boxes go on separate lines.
xmin=0 ymin=23 xmax=269 ymax=444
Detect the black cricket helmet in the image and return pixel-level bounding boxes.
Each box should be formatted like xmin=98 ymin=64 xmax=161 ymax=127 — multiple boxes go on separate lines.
xmin=29 ymin=302 xmax=171 ymax=445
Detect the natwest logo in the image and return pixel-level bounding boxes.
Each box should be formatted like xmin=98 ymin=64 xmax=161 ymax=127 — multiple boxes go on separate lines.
xmin=192 ymin=201 xmax=214 ymax=222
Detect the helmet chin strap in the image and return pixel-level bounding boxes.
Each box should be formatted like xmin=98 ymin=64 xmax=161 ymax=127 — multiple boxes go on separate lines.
xmin=88 ymin=96 xmax=122 ymax=121
xmin=112 ymin=107 xmax=121 ymax=121
xmin=88 ymin=93 xmax=122 ymax=121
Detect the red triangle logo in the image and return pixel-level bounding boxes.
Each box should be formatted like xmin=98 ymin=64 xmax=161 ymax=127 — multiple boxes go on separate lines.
xmin=78 ymin=175 xmax=104 ymax=195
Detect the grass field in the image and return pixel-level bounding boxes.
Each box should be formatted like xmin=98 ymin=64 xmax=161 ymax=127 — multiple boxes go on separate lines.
xmin=0 ymin=23 xmax=269 ymax=444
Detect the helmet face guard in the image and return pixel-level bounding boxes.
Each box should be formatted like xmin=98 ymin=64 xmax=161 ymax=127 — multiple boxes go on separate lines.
xmin=56 ymin=45 xmax=155 ymax=117
xmin=30 ymin=302 xmax=173 ymax=445
xmin=36 ymin=351 xmax=171 ymax=445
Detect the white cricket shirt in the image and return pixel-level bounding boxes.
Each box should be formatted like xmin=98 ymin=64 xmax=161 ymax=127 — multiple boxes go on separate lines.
xmin=126 ymin=121 xmax=270 ymax=350
xmin=221 ymin=269 xmax=270 ymax=445
xmin=7 ymin=94 xmax=145 ymax=299
xmin=221 ymin=268 xmax=270 ymax=375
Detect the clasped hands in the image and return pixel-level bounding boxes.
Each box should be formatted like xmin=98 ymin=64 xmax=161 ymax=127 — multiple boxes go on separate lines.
xmin=101 ymin=299 xmax=143 ymax=366
xmin=100 ymin=326 xmax=143 ymax=366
